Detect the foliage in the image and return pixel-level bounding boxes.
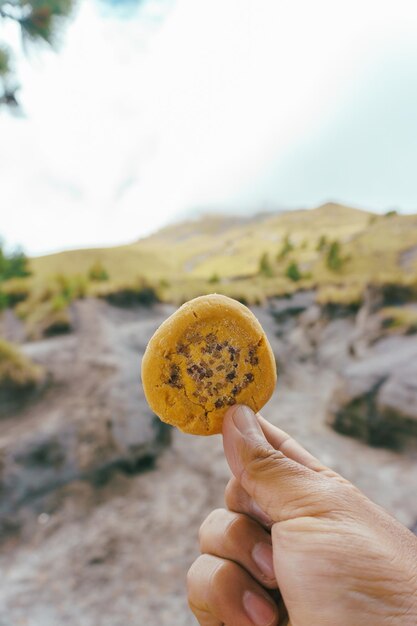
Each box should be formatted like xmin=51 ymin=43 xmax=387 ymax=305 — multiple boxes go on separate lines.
xmin=88 ymin=261 xmax=109 ymax=282
xmin=0 ymin=337 xmax=43 ymax=389
xmin=316 ymin=234 xmax=327 ymax=252
xmin=380 ymin=306 xmax=417 ymax=335
xmin=315 ymin=284 xmax=364 ymax=310
xmin=385 ymin=210 xmax=398 ymax=218
xmin=0 ymin=241 xmax=31 ymax=282
xmin=208 ymin=272 xmax=220 ymax=284
xmin=277 ymin=234 xmax=294 ymax=260
xmin=259 ymin=252 xmax=273 ymax=277
xmin=0 ymin=277 xmax=31 ymax=306
xmin=325 ymin=240 xmax=349 ymax=272
xmin=99 ymin=278 xmax=159 ymax=308
xmin=0 ymin=0 xmax=76 ymax=109
xmin=285 ymin=261 xmax=302 ymax=282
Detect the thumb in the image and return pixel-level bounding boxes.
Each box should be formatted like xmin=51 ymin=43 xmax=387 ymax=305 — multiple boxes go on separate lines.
xmin=222 ymin=405 xmax=335 ymax=523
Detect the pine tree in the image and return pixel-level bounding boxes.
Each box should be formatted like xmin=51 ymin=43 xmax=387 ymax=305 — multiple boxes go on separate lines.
xmin=0 ymin=0 xmax=76 ymax=110
xmin=259 ymin=252 xmax=273 ymax=277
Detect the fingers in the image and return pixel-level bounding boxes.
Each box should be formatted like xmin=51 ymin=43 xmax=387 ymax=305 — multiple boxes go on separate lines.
xmin=199 ymin=508 xmax=277 ymax=589
xmin=187 ymin=554 xmax=279 ymax=626
xmin=225 ymin=477 xmax=273 ymax=529
xmin=257 ymin=416 xmax=323 ymax=471
xmin=222 ymin=405 xmax=346 ymax=523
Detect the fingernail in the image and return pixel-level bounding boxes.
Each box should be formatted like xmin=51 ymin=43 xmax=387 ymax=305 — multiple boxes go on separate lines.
xmin=243 ymin=590 xmax=276 ymax=626
xmin=252 ymin=542 xmax=275 ymax=580
xmin=232 ymin=405 xmax=262 ymax=438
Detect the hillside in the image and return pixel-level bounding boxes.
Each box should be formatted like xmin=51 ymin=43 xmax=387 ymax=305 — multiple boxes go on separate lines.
xmin=27 ymin=203 xmax=417 ymax=304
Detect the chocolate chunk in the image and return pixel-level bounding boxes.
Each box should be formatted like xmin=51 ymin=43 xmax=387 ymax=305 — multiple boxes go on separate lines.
xmin=168 ymin=364 xmax=182 ymax=388
xmin=177 ymin=343 xmax=190 ymax=357
xmin=226 ymin=370 xmax=236 ymax=381
xmin=244 ymin=372 xmax=254 ymax=383
xmin=215 ymin=398 xmax=224 ymax=409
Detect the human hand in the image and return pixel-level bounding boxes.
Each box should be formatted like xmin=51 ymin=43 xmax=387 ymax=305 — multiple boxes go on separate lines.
xmin=187 ymin=404 xmax=417 ymax=626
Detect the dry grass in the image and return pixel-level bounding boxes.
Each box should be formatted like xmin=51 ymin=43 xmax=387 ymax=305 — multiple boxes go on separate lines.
xmin=379 ymin=306 xmax=417 ymax=334
xmin=0 ymin=338 xmax=44 ymax=390
xmin=7 ymin=204 xmax=417 ymax=332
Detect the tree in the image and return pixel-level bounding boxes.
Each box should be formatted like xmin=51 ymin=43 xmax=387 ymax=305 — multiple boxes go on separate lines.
xmin=259 ymin=252 xmax=273 ymax=277
xmin=285 ymin=261 xmax=302 ymax=282
xmin=88 ymin=260 xmax=109 ymax=282
xmin=316 ymin=234 xmax=327 ymax=252
xmin=0 ymin=0 xmax=77 ymax=110
xmin=326 ymin=240 xmax=349 ymax=272
xmin=0 ymin=238 xmax=30 ymax=281
xmin=277 ymin=233 xmax=294 ymax=261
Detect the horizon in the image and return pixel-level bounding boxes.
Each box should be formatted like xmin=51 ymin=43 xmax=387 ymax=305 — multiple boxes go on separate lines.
xmin=2 ymin=0 xmax=417 ymax=256
xmin=28 ymin=200 xmax=400 ymax=259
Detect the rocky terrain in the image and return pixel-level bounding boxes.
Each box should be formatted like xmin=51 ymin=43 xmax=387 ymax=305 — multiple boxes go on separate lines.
xmin=1 ymin=295 xmax=417 ymax=626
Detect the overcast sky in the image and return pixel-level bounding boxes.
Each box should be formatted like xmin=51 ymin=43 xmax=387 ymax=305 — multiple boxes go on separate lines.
xmin=1 ymin=0 xmax=417 ymax=255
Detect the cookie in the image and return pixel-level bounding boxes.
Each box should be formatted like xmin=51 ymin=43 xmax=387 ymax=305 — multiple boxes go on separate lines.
xmin=141 ymin=294 xmax=277 ymax=435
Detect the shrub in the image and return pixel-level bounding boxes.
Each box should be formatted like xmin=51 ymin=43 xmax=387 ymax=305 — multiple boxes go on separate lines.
xmin=385 ymin=210 xmax=398 ymax=218
xmin=277 ymin=234 xmax=294 ymax=261
xmin=0 ymin=242 xmax=31 ymax=282
xmin=326 ymin=240 xmax=349 ymax=272
xmin=0 ymin=338 xmax=43 ymax=392
xmin=1 ymin=277 xmax=31 ymax=307
xmin=208 ymin=273 xmax=220 ymax=284
xmin=103 ymin=279 xmax=159 ymax=308
xmin=0 ymin=289 xmax=8 ymax=310
xmin=316 ymin=235 xmax=328 ymax=252
xmin=380 ymin=307 xmax=417 ymax=335
xmin=88 ymin=261 xmax=109 ymax=282
xmin=285 ymin=261 xmax=302 ymax=282
xmin=259 ymin=252 xmax=273 ymax=277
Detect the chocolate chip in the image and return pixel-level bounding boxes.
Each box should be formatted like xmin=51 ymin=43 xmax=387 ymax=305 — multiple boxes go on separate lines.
xmin=177 ymin=343 xmax=190 ymax=356
xmin=167 ymin=364 xmax=182 ymax=388
xmin=244 ymin=372 xmax=254 ymax=383
xmin=226 ymin=370 xmax=236 ymax=381
xmin=215 ymin=398 xmax=224 ymax=408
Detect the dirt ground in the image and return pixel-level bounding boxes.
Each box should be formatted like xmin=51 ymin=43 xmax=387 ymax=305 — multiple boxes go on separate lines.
xmin=1 ymin=303 xmax=417 ymax=626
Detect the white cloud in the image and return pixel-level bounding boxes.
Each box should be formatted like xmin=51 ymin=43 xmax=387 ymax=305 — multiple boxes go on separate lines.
xmin=1 ymin=0 xmax=417 ymax=254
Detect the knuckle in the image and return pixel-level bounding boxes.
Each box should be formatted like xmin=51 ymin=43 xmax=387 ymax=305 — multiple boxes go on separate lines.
xmin=210 ymin=557 xmax=236 ymax=593
xmin=224 ymin=477 xmax=238 ymax=509
xmin=186 ymin=556 xmax=201 ymax=597
xmin=245 ymin=444 xmax=284 ymax=481
xmin=198 ymin=508 xmax=227 ymax=549
xmin=223 ymin=512 xmax=250 ymax=549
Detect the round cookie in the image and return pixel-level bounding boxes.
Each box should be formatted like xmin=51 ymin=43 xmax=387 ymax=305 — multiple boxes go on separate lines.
xmin=141 ymin=294 xmax=277 ymax=435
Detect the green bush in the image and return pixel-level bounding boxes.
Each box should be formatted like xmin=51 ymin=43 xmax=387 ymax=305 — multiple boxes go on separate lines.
xmin=208 ymin=273 xmax=220 ymax=284
xmin=326 ymin=240 xmax=349 ymax=272
xmin=0 ymin=242 xmax=31 ymax=282
xmin=259 ymin=252 xmax=273 ymax=277
xmin=1 ymin=277 xmax=31 ymax=307
xmin=103 ymin=279 xmax=159 ymax=307
xmin=277 ymin=234 xmax=294 ymax=260
xmin=285 ymin=261 xmax=302 ymax=282
xmin=316 ymin=235 xmax=328 ymax=252
xmin=88 ymin=261 xmax=109 ymax=282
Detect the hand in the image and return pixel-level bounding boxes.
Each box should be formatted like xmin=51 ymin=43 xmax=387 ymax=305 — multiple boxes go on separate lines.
xmin=187 ymin=404 xmax=417 ymax=626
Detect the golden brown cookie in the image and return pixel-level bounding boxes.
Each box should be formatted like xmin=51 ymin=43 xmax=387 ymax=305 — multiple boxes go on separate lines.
xmin=141 ymin=294 xmax=277 ymax=435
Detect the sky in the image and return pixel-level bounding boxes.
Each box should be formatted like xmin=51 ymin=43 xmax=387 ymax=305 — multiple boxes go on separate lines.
xmin=1 ymin=0 xmax=417 ymax=255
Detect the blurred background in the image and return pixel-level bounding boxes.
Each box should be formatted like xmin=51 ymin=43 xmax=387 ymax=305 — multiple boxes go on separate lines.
xmin=1 ymin=1 xmax=417 ymax=624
